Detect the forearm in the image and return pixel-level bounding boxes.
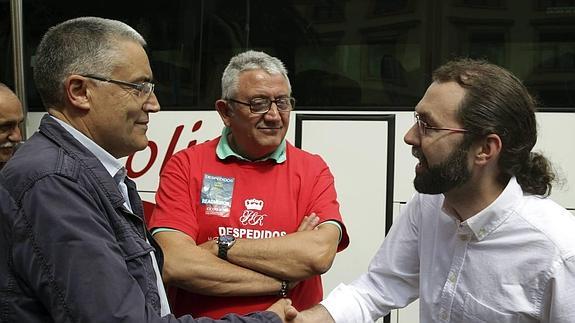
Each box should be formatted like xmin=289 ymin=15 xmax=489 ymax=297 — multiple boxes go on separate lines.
xmin=296 ymin=305 xmax=335 ymax=323
xmin=167 ymin=249 xmax=286 ymax=296
xmin=223 ymin=225 xmax=340 ymax=281
xmin=156 ymin=231 xmax=284 ymax=296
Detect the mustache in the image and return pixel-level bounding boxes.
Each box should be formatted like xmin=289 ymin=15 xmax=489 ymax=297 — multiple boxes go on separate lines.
xmin=0 ymin=142 xmax=16 ymax=148
xmin=0 ymin=141 xmax=22 ymax=149
xmin=412 ymin=148 xmax=424 ymax=160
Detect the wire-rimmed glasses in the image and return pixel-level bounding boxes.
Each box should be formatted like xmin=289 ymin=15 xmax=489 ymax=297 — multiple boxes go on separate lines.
xmin=414 ymin=112 xmax=469 ymax=135
xmin=228 ymin=97 xmax=295 ymax=114
xmin=81 ymin=74 xmax=155 ymax=98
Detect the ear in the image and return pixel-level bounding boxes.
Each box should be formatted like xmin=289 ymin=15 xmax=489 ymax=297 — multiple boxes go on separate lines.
xmin=215 ymin=99 xmax=233 ymax=127
xmin=64 ymin=75 xmax=91 ymax=111
xmin=474 ymin=134 xmax=502 ymax=166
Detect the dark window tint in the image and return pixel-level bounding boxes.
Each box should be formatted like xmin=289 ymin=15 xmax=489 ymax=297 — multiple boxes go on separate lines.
xmin=18 ymin=0 xmax=575 ymax=111
xmin=1 ymin=1 xmax=14 ymax=87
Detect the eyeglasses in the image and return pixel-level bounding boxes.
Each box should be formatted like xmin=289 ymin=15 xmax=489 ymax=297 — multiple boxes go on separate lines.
xmin=414 ymin=112 xmax=469 ymax=136
xmin=81 ymin=74 xmax=155 ymax=98
xmin=228 ymin=97 xmax=295 ymax=114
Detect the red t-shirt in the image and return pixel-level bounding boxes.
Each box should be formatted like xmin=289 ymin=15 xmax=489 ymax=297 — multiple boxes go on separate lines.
xmin=149 ymin=137 xmax=349 ymax=318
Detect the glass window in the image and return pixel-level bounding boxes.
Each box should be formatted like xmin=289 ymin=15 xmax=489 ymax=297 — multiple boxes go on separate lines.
xmin=17 ymin=0 xmax=575 ymax=111
xmin=0 ymin=1 xmax=14 ymax=87
xmin=454 ymin=0 xmax=504 ymax=8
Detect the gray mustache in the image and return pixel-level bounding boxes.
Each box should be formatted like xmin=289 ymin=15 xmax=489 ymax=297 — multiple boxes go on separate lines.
xmin=0 ymin=141 xmax=23 ymax=149
xmin=0 ymin=143 xmax=15 ymax=148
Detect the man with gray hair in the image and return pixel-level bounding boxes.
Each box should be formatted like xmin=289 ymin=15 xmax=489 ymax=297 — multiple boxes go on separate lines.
xmin=0 ymin=83 xmax=23 ymax=169
xmin=0 ymin=18 xmax=296 ymax=323
xmin=149 ymin=50 xmax=349 ymax=318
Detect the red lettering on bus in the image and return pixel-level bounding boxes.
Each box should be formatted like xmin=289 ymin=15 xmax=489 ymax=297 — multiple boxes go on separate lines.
xmin=126 ymin=140 xmax=158 ymax=178
xmin=125 ymin=120 xmax=204 ymax=178
xmin=160 ymin=125 xmax=184 ymax=172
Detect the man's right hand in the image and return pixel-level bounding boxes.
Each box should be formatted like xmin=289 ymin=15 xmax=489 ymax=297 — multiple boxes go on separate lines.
xmin=290 ymin=305 xmax=335 ymax=323
xmin=266 ymin=298 xmax=298 ymax=322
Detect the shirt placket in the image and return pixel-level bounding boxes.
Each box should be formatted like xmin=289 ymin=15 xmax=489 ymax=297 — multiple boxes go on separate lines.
xmin=114 ymin=168 xmax=171 ymax=315
xmin=437 ymin=223 xmax=472 ymax=322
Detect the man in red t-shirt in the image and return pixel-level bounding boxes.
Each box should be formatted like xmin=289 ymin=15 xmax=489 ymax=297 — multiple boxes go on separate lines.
xmin=148 ymin=50 xmax=349 ymax=319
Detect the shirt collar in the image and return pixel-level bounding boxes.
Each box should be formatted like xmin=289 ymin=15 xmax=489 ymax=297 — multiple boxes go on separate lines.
xmin=50 ymin=115 xmax=124 ymax=179
xmin=215 ymin=127 xmax=286 ymax=163
xmin=458 ymin=177 xmax=522 ymax=241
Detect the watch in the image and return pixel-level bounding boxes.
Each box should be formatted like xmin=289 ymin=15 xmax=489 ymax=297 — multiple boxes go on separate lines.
xmin=217 ymin=234 xmax=236 ymax=260
xmin=279 ymin=280 xmax=289 ymax=298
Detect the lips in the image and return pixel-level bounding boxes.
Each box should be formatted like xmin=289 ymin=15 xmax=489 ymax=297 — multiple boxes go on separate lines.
xmin=412 ymin=149 xmax=427 ymax=172
xmin=412 ymin=148 xmax=423 ymax=160
xmin=258 ymin=126 xmax=282 ymax=134
xmin=134 ymin=121 xmax=149 ymax=132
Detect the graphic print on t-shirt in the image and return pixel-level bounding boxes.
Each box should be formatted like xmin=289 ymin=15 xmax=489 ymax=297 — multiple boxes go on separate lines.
xmin=217 ymin=198 xmax=288 ymax=239
xmin=201 ymin=174 xmax=234 ymax=217
xmin=240 ymin=198 xmax=265 ymax=225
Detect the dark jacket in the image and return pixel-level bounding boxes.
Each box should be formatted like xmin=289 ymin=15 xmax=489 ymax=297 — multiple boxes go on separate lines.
xmin=0 ymin=115 xmax=280 ymax=323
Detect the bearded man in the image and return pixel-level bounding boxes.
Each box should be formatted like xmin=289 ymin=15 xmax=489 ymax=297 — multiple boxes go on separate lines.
xmin=295 ymin=58 xmax=575 ymax=323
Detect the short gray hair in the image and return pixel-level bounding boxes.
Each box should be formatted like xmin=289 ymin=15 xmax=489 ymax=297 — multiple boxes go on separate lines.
xmin=33 ymin=17 xmax=146 ymax=108
xmin=221 ymin=50 xmax=291 ymax=99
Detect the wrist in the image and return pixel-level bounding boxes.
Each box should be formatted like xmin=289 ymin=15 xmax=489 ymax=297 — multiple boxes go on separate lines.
xmin=217 ymin=234 xmax=236 ymax=260
xmin=279 ymin=280 xmax=289 ymax=298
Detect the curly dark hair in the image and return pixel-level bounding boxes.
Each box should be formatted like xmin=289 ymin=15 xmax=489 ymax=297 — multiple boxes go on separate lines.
xmin=432 ymin=58 xmax=555 ymax=196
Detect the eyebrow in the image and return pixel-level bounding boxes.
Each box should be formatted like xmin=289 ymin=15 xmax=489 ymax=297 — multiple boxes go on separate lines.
xmin=129 ymin=74 xmax=153 ymax=83
xmin=415 ymin=110 xmax=436 ymax=124
xmin=0 ymin=120 xmax=20 ymax=128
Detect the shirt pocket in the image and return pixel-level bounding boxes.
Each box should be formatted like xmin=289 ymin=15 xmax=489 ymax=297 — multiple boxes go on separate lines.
xmin=463 ymin=293 xmax=519 ymax=323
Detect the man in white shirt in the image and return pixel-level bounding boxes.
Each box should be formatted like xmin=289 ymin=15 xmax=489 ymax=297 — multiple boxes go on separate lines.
xmin=296 ymin=59 xmax=575 ymax=322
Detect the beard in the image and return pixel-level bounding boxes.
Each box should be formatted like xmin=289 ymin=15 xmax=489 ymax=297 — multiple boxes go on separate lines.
xmin=413 ymin=140 xmax=472 ymax=194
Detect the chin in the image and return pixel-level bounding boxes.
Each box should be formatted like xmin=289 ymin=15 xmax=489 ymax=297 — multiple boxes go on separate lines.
xmin=134 ymin=141 xmax=149 ymax=152
xmin=0 ymin=153 xmax=12 ymax=163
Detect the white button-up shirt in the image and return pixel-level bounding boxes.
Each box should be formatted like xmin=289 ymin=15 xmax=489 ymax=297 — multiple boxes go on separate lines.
xmin=322 ymin=177 xmax=575 ymax=322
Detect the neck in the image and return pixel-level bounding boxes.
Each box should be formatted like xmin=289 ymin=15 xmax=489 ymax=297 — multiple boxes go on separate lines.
xmin=49 ymin=108 xmax=95 ymax=141
xmin=443 ymin=173 xmax=506 ymax=221
xmin=227 ymin=133 xmax=270 ymax=161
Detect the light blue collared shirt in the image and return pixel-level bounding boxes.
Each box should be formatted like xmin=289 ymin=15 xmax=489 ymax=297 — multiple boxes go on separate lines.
xmin=51 ymin=116 xmax=123 ymax=181
xmin=216 ymin=126 xmax=287 ymax=163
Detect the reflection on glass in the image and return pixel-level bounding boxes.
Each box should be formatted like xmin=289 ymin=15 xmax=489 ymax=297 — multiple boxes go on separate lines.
xmin=11 ymin=0 xmax=574 ymax=111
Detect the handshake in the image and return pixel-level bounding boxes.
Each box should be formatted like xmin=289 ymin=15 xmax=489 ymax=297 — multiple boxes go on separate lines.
xmin=267 ymin=299 xmax=333 ymax=323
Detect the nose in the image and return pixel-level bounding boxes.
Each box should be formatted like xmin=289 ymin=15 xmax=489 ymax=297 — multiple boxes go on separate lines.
xmin=404 ymin=122 xmax=420 ymax=146
xmin=143 ymin=92 xmax=161 ymax=113
xmin=262 ymin=103 xmax=282 ymax=121
xmin=8 ymin=126 xmax=22 ymax=143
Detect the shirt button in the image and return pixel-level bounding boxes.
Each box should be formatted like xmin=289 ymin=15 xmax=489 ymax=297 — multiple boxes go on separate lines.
xmin=478 ymin=228 xmax=487 ymax=238
xmin=449 ymin=273 xmax=457 ymax=283
xmin=440 ymin=310 xmax=448 ymax=320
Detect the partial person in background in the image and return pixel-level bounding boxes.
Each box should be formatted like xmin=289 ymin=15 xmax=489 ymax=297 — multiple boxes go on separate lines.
xmin=149 ymin=50 xmax=349 ymax=318
xmin=0 ymin=17 xmax=296 ymax=323
xmin=0 ymin=83 xmax=23 ymax=170
xmin=296 ymin=58 xmax=575 ymax=322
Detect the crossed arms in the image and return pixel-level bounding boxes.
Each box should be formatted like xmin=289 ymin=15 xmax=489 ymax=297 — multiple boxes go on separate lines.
xmin=154 ymin=215 xmax=341 ymax=296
